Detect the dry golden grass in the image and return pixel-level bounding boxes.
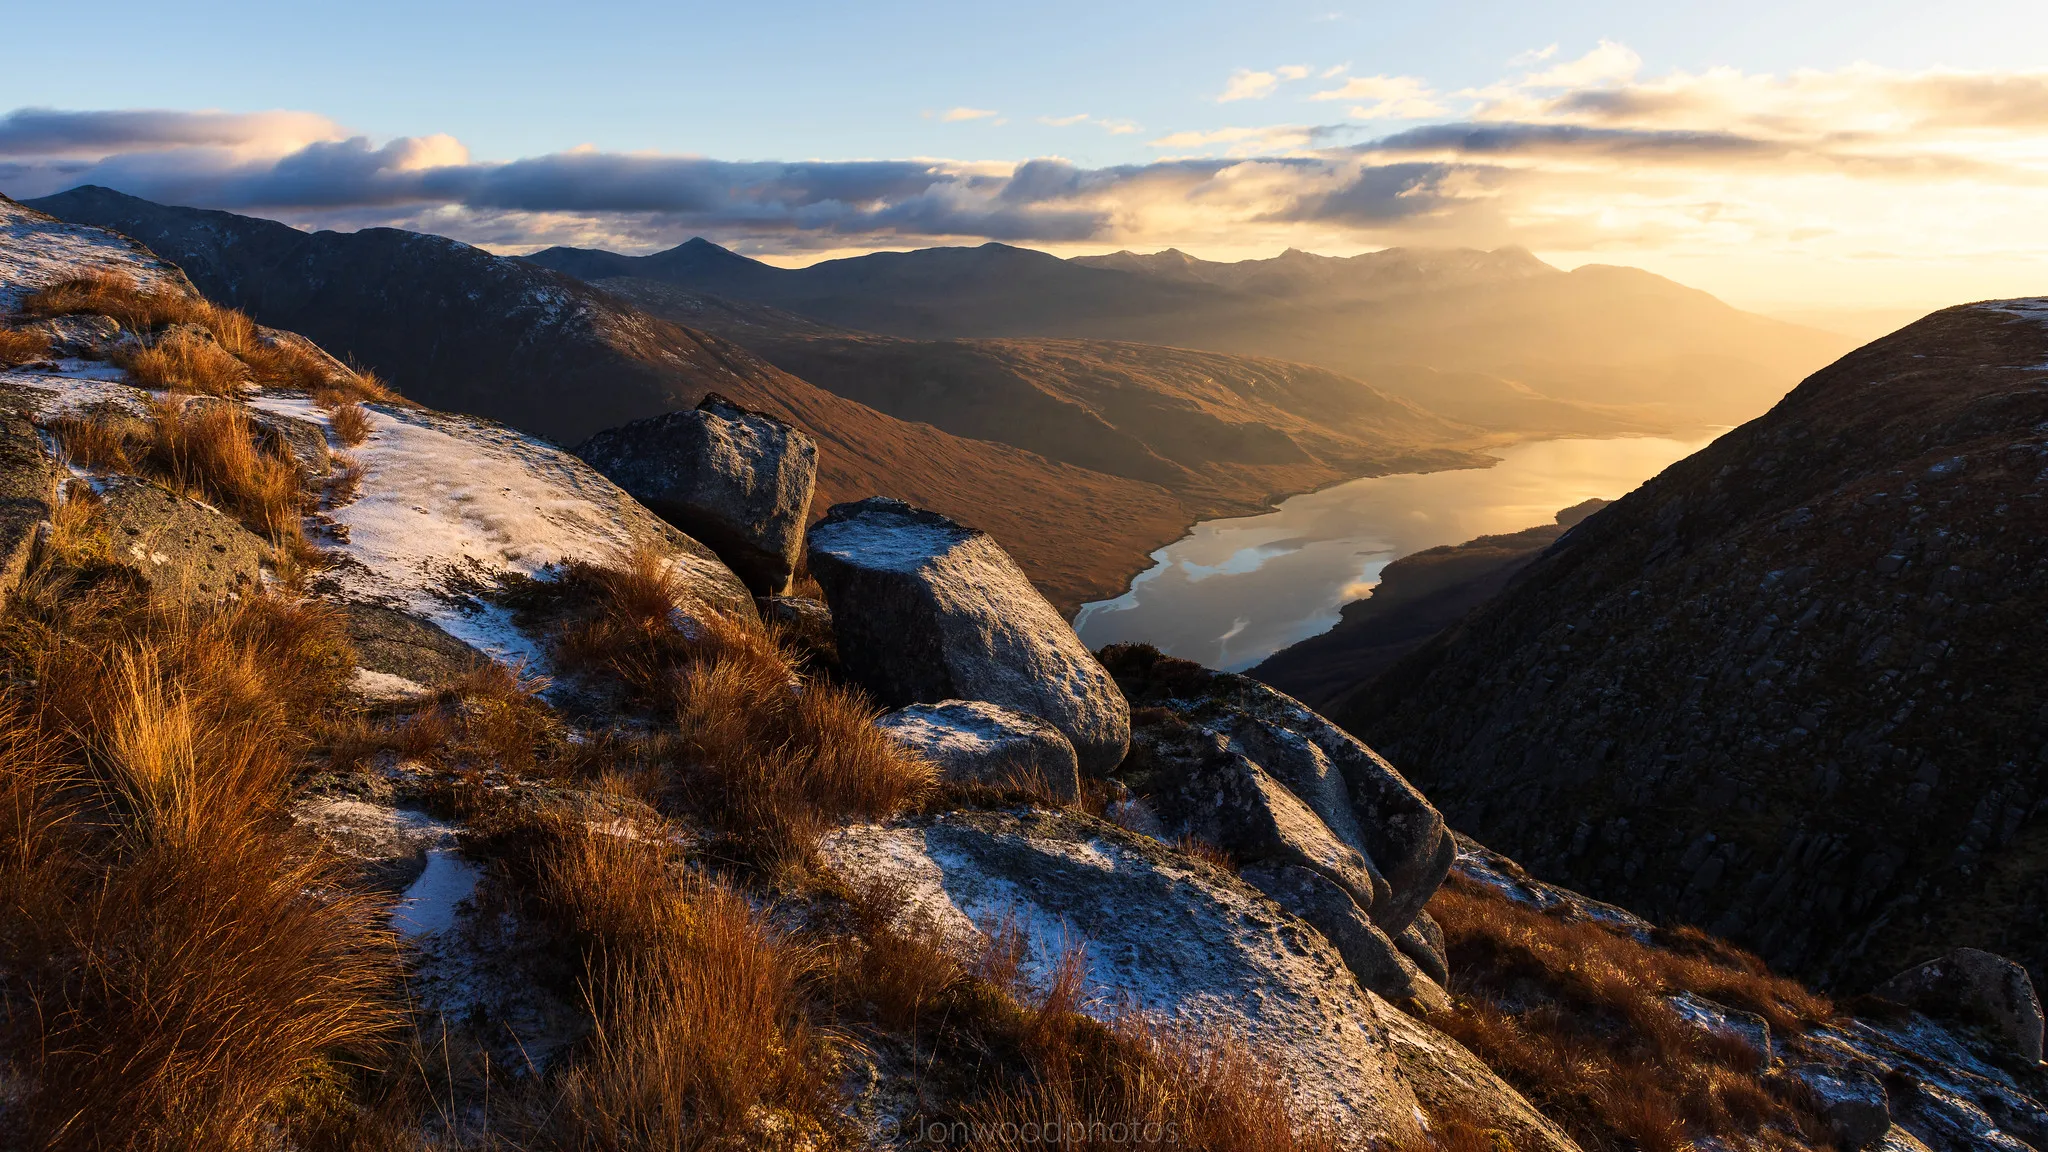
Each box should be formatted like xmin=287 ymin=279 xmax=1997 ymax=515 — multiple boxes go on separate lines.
xmin=119 ymin=326 xmax=252 ymax=396
xmin=1424 ymin=875 xmax=1834 ymax=1152
xmin=329 ymin=401 xmax=373 ymax=446
xmin=48 ymin=410 xmax=142 ymax=470
xmin=539 ymin=549 xmax=934 ymax=863
xmin=142 ymin=397 xmax=309 ymax=545
xmin=20 ymin=270 xmax=205 ymax=331
xmin=0 ymin=323 xmax=50 ymax=366
xmin=22 ymin=272 xmax=406 ymax=405
xmin=0 ymin=555 xmax=398 ymax=1150
xmin=524 ymin=822 xmax=833 ymax=1150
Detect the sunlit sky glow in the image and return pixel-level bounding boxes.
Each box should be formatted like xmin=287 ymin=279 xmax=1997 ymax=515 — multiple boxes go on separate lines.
xmin=2 ymin=0 xmax=2044 ymax=311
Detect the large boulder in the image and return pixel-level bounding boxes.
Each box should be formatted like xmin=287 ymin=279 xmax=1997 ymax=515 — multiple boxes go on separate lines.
xmin=819 ymin=808 xmax=1429 ymax=1144
xmin=806 ymin=498 xmax=1130 ymax=775
xmin=1875 ymin=948 xmax=2046 ymax=1064
xmin=576 ymin=393 xmax=817 ymax=596
xmin=875 ymin=699 xmax=1081 ymax=803
xmin=1129 ymin=715 xmax=1387 ymax=916
xmin=1103 ymin=644 xmax=1453 ymax=934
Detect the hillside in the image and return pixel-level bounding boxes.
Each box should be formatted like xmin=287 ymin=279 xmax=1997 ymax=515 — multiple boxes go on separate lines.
xmin=24 ymin=186 xmax=1192 ymax=610
xmin=528 ymin=236 xmax=1853 ymax=433
xmin=1251 ymin=500 xmax=1607 ymax=708
xmin=587 ymin=285 xmax=1493 ymax=518
xmin=1341 ymin=300 xmax=2048 ymax=993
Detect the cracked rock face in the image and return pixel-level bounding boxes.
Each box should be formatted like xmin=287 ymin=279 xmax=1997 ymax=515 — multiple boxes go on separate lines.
xmin=577 ymin=392 xmax=817 ymax=597
xmin=807 ymin=497 xmax=1130 ymax=775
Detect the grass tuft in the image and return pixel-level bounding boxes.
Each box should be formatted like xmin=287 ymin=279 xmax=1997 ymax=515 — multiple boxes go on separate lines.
xmin=0 ymin=552 xmax=396 ymax=1151
xmin=119 ymin=326 xmax=251 ymax=396
xmin=328 ymin=402 xmax=373 ymax=446
xmin=0 ymin=324 xmax=50 ymax=366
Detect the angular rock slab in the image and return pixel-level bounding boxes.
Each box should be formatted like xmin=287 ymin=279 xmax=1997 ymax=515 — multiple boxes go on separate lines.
xmin=1105 ymin=644 xmax=1453 ymax=934
xmin=1133 ymin=717 xmax=1388 ymax=916
xmin=820 ymin=808 xmax=1428 ymax=1145
xmin=577 ymin=392 xmax=817 ymax=596
xmin=876 ymin=699 xmax=1081 ymax=803
xmin=807 ymin=498 xmax=1130 ymax=775
xmin=1876 ymin=948 xmax=2045 ymax=1064
xmin=1241 ymin=860 xmax=1447 ymax=1016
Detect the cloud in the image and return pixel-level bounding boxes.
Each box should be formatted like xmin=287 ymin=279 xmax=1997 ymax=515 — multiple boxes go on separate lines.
xmin=1509 ymin=45 xmax=1559 ymax=67
xmin=1307 ymin=75 xmax=1445 ymax=119
xmin=1147 ymin=124 xmax=1321 ymax=155
xmin=0 ymin=107 xmax=343 ymax=157
xmin=1039 ymin=113 xmax=1141 ymax=134
xmin=1218 ymin=65 xmax=1312 ymax=103
xmin=1522 ymin=40 xmax=1642 ymax=88
xmin=939 ymin=107 xmax=999 ymax=122
xmin=9 ymin=52 xmax=2048 ymax=308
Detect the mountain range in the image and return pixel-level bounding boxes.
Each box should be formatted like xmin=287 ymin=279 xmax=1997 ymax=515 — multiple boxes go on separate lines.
xmin=528 ymin=234 xmax=1853 ymax=433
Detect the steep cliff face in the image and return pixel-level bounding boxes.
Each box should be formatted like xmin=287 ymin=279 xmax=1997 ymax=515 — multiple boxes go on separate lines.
xmin=1344 ymin=301 xmax=2048 ymax=993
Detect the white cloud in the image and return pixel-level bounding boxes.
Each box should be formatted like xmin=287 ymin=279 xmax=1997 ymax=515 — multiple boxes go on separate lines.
xmin=1146 ymin=124 xmax=1316 ymax=155
xmin=1523 ymin=40 xmax=1641 ymax=88
xmin=1308 ymin=75 xmax=1445 ymax=119
xmin=1219 ymin=65 xmax=1312 ymax=102
xmin=1040 ymin=113 xmax=1142 ymax=134
xmin=1509 ymin=44 xmax=1559 ymax=67
xmin=940 ymin=107 xmax=1000 ymax=122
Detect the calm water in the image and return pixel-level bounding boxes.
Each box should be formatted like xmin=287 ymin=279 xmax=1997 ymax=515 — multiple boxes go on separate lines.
xmin=1073 ymin=434 xmax=1720 ymax=671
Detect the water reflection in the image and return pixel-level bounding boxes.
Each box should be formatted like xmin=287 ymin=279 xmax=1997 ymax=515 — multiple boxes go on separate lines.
xmin=1074 ymin=434 xmax=1720 ymax=671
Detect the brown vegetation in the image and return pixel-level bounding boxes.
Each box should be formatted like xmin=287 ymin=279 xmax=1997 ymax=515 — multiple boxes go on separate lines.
xmin=21 ymin=272 xmax=403 ymax=406
xmin=0 ymin=324 xmax=49 ymax=366
xmin=328 ymin=401 xmax=374 ymax=445
xmin=49 ymin=399 xmax=315 ymax=554
xmin=1425 ymin=875 xmax=1834 ymax=1152
xmin=119 ymin=325 xmax=251 ymax=396
xmin=539 ymin=550 xmax=934 ymax=863
xmin=0 ymin=541 xmax=398 ymax=1150
xmin=526 ymin=823 xmax=833 ymax=1148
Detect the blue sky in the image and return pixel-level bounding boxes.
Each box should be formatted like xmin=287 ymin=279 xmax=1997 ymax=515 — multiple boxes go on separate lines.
xmin=4 ymin=0 xmax=2046 ymax=308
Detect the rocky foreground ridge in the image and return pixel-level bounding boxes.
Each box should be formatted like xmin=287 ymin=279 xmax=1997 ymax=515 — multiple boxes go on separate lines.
xmin=0 ymin=196 xmax=2044 ymax=1150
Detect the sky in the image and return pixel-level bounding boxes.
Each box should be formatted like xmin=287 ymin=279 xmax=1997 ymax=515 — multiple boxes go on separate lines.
xmin=2 ymin=0 xmax=2046 ymax=312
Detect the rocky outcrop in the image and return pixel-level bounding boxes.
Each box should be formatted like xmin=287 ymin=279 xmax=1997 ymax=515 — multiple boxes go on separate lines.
xmin=341 ymin=601 xmax=490 ymax=693
xmin=1876 ymin=949 xmax=2046 ymax=1064
xmin=0 ymin=413 xmax=58 ymax=600
xmin=1239 ymin=859 xmax=1447 ymax=1013
xmin=95 ymin=476 xmax=268 ymax=601
xmin=1345 ymin=301 xmax=2048 ymax=994
xmin=875 ymin=700 xmax=1081 ymax=802
xmin=806 ymin=497 xmax=1130 ymax=773
xmin=1377 ymin=1005 xmax=1584 ymax=1152
xmin=1104 ymin=643 xmax=1452 ymax=935
xmin=576 ymin=393 xmax=817 ymax=596
xmin=1130 ymin=718 xmax=1388 ymax=915
xmin=819 ymin=807 xmax=1429 ymax=1144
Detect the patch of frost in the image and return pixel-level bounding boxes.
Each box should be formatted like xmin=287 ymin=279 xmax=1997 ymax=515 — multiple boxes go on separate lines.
xmin=393 ymin=849 xmax=483 ymax=938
